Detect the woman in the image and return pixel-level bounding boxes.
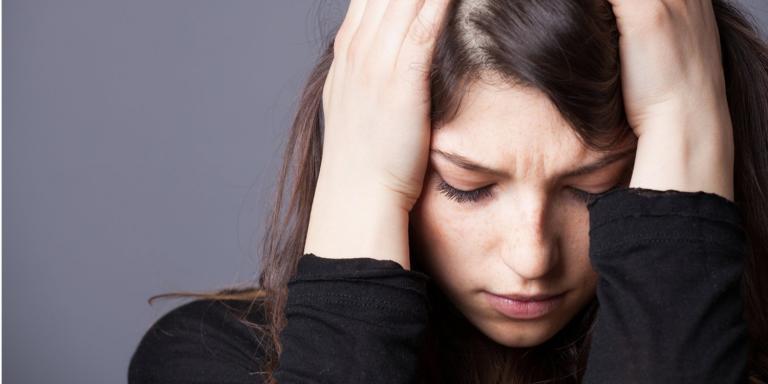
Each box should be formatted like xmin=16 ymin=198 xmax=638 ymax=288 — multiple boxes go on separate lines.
xmin=128 ymin=0 xmax=768 ymax=383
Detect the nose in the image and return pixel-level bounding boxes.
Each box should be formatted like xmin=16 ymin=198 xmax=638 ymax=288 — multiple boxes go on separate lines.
xmin=500 ymin=194 xmax=559 ymax=280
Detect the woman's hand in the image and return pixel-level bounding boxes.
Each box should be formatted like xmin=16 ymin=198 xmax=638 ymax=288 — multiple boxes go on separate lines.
xmin=304 ymin=0 xmax=452 ymax=269
xmin=607 ymin=0 xmax=735 ymax=200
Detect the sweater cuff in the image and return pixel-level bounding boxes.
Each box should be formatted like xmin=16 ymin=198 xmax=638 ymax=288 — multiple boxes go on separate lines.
xmin=296 ymin=253 xmax=430 ymax=279
xmin=587 ymin=187 xmax=747 ymax=256
xmin=287 ymin=253 xmax=432 ymax=320
xmin=277 ymin=254 xmax=432 ymax=383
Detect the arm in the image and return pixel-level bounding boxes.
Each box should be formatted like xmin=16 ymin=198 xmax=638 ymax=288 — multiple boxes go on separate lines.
xmin=272 ymin=254 xmax=431 ymax=384
xmin=128 ymin=299 xmax=271 ymax=384
xmin=588 ymin=2 xmax=749 ymax=381
xmin=581 ymin=187 xmax=748 ymax=383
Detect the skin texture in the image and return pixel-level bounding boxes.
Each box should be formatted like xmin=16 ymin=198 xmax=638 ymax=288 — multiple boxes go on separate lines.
xmin=410 ymin=82 xmax=636 ymax=347
xmin=305 ymin=0 xmax=734 ymax=347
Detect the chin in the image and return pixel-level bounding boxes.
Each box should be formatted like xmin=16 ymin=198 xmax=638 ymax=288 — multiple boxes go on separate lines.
xmin=471 ymin=315 xmax=564 ymax=348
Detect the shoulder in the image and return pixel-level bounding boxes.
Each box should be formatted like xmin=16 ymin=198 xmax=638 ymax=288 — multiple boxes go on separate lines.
xmin=128 ymin=292 xmax=272 ymax=384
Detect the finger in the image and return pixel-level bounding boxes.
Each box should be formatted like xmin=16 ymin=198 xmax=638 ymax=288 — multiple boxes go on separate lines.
xmin=606 ymin=1 xmax=673 ymax=35
xmin=603 ymin=0 xmax=644 ymax=16
xmin=328 ymin=0 xmax=366 ymax=108
xmin=333 ymin=0 xmax=367 ymax=66
xmin=396 ymin=0 xmax=452 ymax=85
xmin=347 ymin=0 xmax=390 ymax=64
xmin=371 ymin=0 xmax=426 ymax=68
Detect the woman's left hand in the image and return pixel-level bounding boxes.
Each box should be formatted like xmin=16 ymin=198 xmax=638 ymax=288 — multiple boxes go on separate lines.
xmin=607 ymin=0 xmax=735 ymax=201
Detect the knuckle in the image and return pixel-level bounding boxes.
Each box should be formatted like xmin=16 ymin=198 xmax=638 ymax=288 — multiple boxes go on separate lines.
xmin=332 ymin=24 xmax=350 ymax=56
xmin=358 ymin=59 xmax=383 ymax=85
xmin=346 ymin=39 xmax=365 ymax=68
xmin=332 ymin=35 xmax=345 ymax=59
xmin=349 ymin=48 xmax=385 ymax=83
xmin=408 ymin=15 xmax=436 ymax=45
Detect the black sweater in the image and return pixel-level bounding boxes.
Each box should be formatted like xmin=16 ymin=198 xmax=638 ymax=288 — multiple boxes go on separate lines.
xmin=128 ymin=187 xmax=751 ymax=383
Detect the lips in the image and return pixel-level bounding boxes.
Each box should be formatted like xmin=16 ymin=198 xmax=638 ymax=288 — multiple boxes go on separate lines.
xmin=484 ymin=291 xmax=566 ymax=320
xmin=492 ymin=291 xmax=563 ymax=301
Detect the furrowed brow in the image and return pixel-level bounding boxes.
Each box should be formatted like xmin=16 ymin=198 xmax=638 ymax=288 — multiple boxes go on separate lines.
xmin=430 ymin=147 xmax=636 ymax=179
xmin=561 ymin=147 xmax=636 ymax=178
xmin=430 ymin=149 xmax=508 ymax=177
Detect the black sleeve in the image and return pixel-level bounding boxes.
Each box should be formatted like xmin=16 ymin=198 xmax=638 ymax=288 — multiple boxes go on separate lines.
xmin=272 ymin=254 xmax=432 ymax=384
xmin=581 ymin=187 xmax=749 ymax=383
xmin=128 ymin=299 xmax=269 ymax=384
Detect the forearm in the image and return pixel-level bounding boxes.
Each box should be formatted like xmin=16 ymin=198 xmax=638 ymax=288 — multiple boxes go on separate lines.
xmin=273 ymin=254 xmax=431 ymax=383
xmin=628 ymin=97 xmax=735 ymax=201
xmin=303 ymin=169 xmax=412 ymax=270
xmin=582 ymin=187 xmax=748 ymax=383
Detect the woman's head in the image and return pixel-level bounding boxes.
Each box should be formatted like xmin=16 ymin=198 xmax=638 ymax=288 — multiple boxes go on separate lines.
xmin=407 ymin=0 xmax=639 ymax=351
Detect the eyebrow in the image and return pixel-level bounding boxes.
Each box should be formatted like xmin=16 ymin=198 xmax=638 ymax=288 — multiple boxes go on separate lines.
xmin=430 ymin=146 xmax=637 ymax=179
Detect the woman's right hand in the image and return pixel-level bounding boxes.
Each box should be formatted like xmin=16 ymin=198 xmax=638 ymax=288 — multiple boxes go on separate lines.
xmin=303 ymin=0 xmax=452 ymax=269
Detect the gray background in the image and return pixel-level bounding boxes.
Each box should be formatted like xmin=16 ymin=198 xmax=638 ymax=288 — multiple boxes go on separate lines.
xmin=4 ymin=1 xmax=767 ymax=383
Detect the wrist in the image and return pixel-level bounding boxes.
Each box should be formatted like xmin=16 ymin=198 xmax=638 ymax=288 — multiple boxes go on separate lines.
xmin=629 ymin=117 xmax=734 ymax=201
xmin=303 ymin=178 xmax=412 ymax=270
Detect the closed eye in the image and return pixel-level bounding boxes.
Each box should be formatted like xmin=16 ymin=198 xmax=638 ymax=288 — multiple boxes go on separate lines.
xmin=435 ymin=179 xmax=494 ymax=204
xmin=435 ymin=162 xmax=632 ymax=206
xmin=567 ymin=186 xmax=620 ymax=204
xmin=568 ymin=175 xmax=631 ymax=204
xmin=437 ymin=181 xmax=626 ymax=206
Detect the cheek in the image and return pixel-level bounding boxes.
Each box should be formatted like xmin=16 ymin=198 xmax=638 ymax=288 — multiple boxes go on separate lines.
xmin=409 ymin=178 xmax=491 ymax=287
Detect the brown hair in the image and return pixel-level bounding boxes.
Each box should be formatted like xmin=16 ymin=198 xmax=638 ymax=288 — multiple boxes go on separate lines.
xmin=148 ymin=0 xmax=768 ymax=382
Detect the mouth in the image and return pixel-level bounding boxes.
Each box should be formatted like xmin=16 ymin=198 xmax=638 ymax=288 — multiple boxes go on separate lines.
xmin=483 ymin=291 xmax=566 ymax=320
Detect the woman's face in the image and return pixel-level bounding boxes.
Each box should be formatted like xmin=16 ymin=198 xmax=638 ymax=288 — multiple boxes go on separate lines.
xmin=410 ymin=81 xmax=636 ymax=347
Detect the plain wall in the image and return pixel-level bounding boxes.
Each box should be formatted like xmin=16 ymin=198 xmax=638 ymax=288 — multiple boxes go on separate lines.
xmin=4 ymin=1 xmax=767 ymax=383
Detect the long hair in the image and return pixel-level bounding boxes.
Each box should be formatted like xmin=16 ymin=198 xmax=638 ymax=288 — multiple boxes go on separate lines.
xmin=148 ymin=1 xmax=768 ymax=382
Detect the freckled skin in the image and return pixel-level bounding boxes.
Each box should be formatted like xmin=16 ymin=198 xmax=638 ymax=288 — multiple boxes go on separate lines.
xmin=409 ymin=81 xmax=634 ymax=348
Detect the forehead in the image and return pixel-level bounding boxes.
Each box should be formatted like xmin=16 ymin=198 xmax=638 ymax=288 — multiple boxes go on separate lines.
xmin=432 ymin=81 xmax=590 ymax=165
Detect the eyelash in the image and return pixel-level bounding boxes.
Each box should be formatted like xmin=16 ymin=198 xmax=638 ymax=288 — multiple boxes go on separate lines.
xmin=435 ymin=180 xmax=495 ymax=204
xmin=567 ymin=185 xmax=623 ymax=204
xmin=435 ymin=180 xmax=624 ymax=205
